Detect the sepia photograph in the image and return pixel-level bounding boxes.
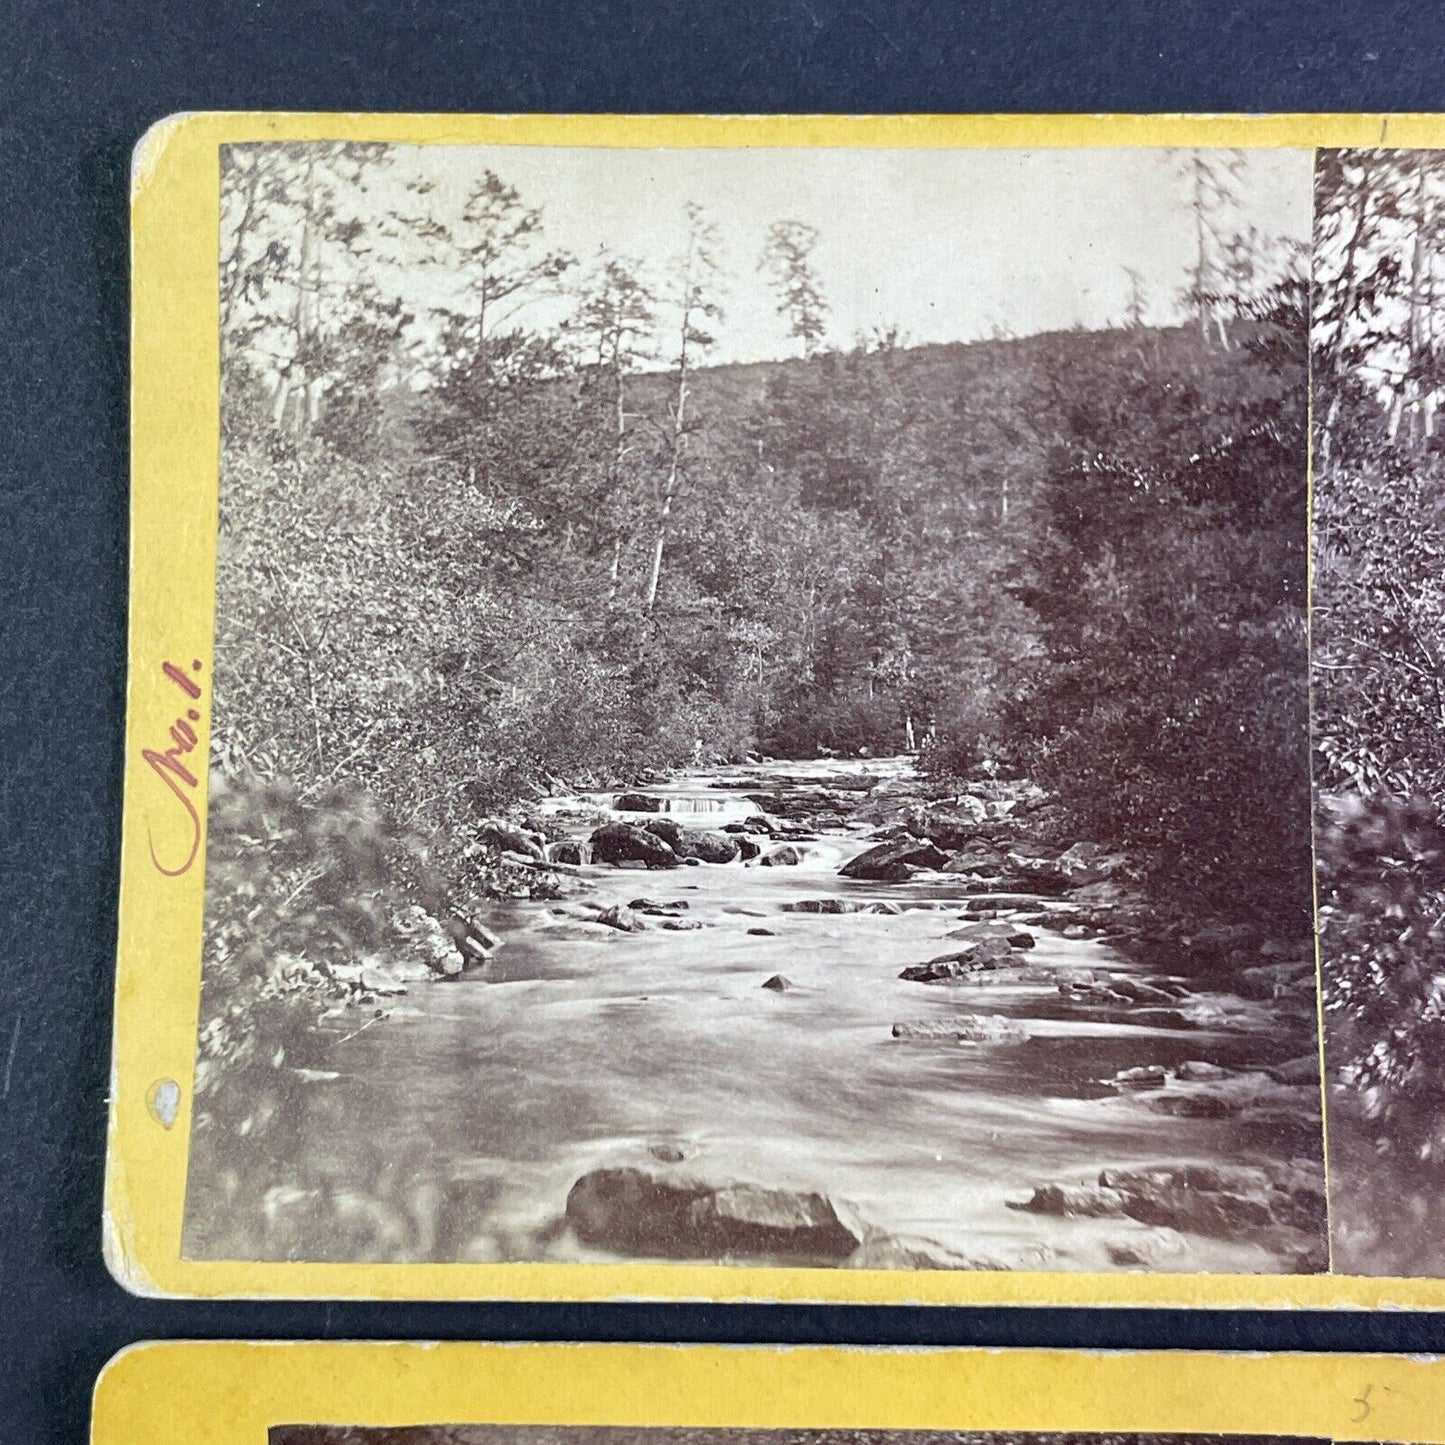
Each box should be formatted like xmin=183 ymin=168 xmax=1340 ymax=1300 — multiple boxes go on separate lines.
xmin=270 ymin=1430 xmax=1321 ymax=1445
xmin=182 ymin=140 xmax=1325 ymax=1276
xmin=1312 ymin=146 xmax=1445 ymax=1277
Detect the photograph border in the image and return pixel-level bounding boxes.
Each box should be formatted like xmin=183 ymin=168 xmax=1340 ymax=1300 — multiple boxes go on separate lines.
xmin=110 ymin=108 xmax=1439 ymax=1305
xmin=90 ymin=1342 xmax=1445 ymax=1441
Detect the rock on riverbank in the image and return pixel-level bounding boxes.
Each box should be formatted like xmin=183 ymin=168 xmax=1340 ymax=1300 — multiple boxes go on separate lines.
xmin=565 ymin=1167 xmax=863 ymax=1262
xmin=1012 ymin=1160 xmax=1327 ymax=1271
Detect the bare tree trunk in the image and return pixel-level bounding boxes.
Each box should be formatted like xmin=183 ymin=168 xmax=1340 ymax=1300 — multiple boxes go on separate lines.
xmin=644 ymin=209 xmax=713 ymax=617
xmin=645 ymin=359 xmax=688 ymax=614
xmin=476 ymin=286 xmax=493 ymax=484
xmin=1406 ymin=155 xmax=1432 ymax=455
xmin=606 ymin=342 xmax=627 ymax=603
xmin=1192 ymin=161 xmax=1211 ymax=341
xmin=606 ymin=534 xmax=623 ymax=603
xmin=643 ymin=460 xmax=678 ymax=612
xmin=803 ymin=578 xmax=817 ymax=684
xmin=1319 ymin=392 xmax=1342 ymax=467
xmin=1318 ymin=158 xmax=1378 ymax=466
xmin=287 ymin=153 xmax=316 ymax=436
xmin=1338 ymin=162 xmax=1375 ymax=325
xmin=272 ymin=372 xmax=292 ymax=429
xmin=220 ymin=156 xmax=263 ymax=333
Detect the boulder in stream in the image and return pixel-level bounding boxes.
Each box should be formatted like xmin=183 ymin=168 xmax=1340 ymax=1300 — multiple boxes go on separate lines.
xmin=942 ymin=837 xmax=1007 ymax=867
xmin=761 ymin=974 xmax=795 ymax=991
xmin=760 ymin=844 xmax=805 ymax=866
xmin=1068 ymin=879 xmax=1134 ymax=906
xmin=1105 ymin=975 xmax=1179 ymax=1005
xmin=1020 ymin=1163 xmax=1329 ymax=1241
xmin=918 ymin=795 xmax=990 ymax=840
xmin=840 ymin=838 xmax=950 ymax=881
xmin=589 ymin=822 xmax=681 ymax=869
xmin=677 ymin=829 xmax=741 ymax=864
xmin=845 ymin=1236 xmax=976 ymax=1270
xmin=628 ymin=897 xmax=688 ymax=916
xmin=547 ymin=839 xmax=592 ymax=866
xmin=1176 ymin=1060 xmax=1230 ymax=1081
xmin=1055 ymin=841 xmax=1127 ymax=885
xmin=900 ymin=938 xmax=1015 ymax=982
xmin=1105 ymin=1228 xmax=1189 ymax=1268
xmin=946 ymin=921 xmax=1035 ymax=950
xmin=854 ymin=778 xmax=930 ymax=825
xmin=1091 ymin=1164 xmax=1280 ymax=1234
xmin=393 ymin=904 xmax=467 ymax=977
xmin=1236 ymin=959 xmax=1315 ymax=1000
xmin=614 ymin=792 xmax=662 ymax=812
xmin=477 ymin=819 xmax=547 ymax=860
xmin=596 ymin=903 xmax=644 ymax=932
xmin=783 ymin=898 xmax=866 ymax=914
xmin=642 ymin=817 xmax=686 ymax=847
xmin=1267 ymin=1053 xmax=1319 ymax=1085
xmin=892 ymin=1014 xmax=1027 ymax=1044
xmin=1149 ymin=1091 xmax=1240 ymax=1119
xmin=565 ymin=1167 xmax=862 ymax=1261
xmin=847 ymin=1233 xmax=1059 ymax=1272
xmin=1014 ymin=1183 xmax=1133 ymax=1218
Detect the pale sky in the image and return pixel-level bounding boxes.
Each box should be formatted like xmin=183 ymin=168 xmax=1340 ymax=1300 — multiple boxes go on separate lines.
xmin=245 ymin=144 xmax=1315 ymax=368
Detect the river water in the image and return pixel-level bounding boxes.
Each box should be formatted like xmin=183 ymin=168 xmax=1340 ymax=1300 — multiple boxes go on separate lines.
xmin=191 ymin=757 xmax=1324 ymax=1272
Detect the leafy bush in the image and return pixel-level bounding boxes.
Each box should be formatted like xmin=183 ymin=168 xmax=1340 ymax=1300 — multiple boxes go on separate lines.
xmin=762 ymin=692 xmax=904 ymax=758
xmin=1317 ymin=791 xmax=1445 ymax=1271
xmin=190 ymin=772 xmax=446 ymax=1190
xmin=916 ymin=688 xmax=1006 ymax=780
xmin=1318 ymin=791 xmax=1445 ymax=1163
xmin=1314 ymin=448 xmax=1445 ymax=798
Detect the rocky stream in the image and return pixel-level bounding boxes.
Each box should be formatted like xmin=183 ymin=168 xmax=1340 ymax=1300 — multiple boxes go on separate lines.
xmin=193 ymin=756 xmax=1328 ymax=1274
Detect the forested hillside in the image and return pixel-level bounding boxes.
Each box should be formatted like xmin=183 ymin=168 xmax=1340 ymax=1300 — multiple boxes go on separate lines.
xmin=216 ymin=303 xmax=1308 ymax=927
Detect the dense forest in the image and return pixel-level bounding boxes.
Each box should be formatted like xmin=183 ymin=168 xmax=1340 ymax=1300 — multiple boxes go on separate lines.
xmin=1312 ymin=148 xmax=1445 ymax=1273
xmin=196 ymin=145 xmax=1313 ymax=1200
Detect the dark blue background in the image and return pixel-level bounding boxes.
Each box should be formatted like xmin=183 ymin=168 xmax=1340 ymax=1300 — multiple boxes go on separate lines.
xmin=6 ymin=3 xmax=1445 ymax=1440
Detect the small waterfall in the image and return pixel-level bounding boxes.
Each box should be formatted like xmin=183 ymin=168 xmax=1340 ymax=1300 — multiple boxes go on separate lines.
xmin=660 ymin=796 xmax=733 ymax=815
xmin=609 ymin=791 xmax=761 ymax=824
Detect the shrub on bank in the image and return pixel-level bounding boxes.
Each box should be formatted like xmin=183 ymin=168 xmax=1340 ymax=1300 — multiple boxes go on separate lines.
xmin=1317 ymin=790 xmax=1445 ymax=1272
xmin=191 ymin=772 xmax=447 ymax=1178
xmin=761 ymin=693 xmax=906 ymax=759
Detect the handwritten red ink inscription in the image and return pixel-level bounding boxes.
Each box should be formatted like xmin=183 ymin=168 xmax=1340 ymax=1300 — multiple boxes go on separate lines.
xmin=144 ymin=658 xmax=204 ymax=876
